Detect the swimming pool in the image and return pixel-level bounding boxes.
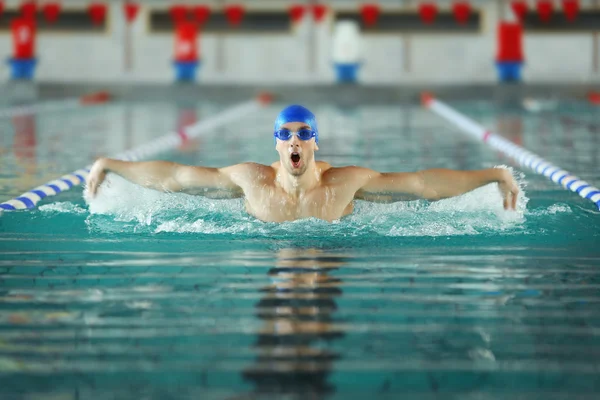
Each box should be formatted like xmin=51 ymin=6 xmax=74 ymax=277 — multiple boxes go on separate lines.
xmin=1 ymin=97 xmax=599 ymax=399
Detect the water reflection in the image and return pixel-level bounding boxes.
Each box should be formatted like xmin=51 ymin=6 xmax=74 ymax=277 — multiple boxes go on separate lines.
xmin=12 ymin=113 xmax=37 ymax=175
xmin=496 ymin=112 xmax=524 ymax=146
xmin=243 ymin=248 xmax=345 ymax=398
xmin=176 ymin=102 xmax=201 ymax=156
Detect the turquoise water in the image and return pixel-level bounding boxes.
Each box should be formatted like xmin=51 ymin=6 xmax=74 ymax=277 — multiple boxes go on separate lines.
xmin=1 ymin=100 xmax=600 ymax=399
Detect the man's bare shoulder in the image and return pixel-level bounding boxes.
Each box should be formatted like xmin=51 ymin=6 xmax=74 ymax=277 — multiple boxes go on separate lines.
xmin=321 ymin=165 xmax=374 ymax=182
xmin=222 ymin=162 xmax=275 ymax=182
xmin=223 ymin=162 xmax=273 ymax=172
xmin=238 ymin=162 xmax=273 ymax=171
xmin=269 ymin=160 xmax=280 ymax=170
xmin=316 ymin=160 xmax=332 ymax=172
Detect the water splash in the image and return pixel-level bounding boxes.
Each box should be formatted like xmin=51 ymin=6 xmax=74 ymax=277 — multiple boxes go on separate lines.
xmin=39 ymin=202 xmax=87 ymax=214
xmin=78 ymin=170 xmax=538 ymax=238
xmin=538 ymin=204 xmax=572 ymax=215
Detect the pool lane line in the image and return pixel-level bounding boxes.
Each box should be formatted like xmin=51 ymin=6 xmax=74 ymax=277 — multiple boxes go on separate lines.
xmin=421 ymin=92 xmax=600 ymax=210
xmin=0 ymin=92 xmax=274 ymax=212
xmin=0 ymin=91 xmax=111 ymax=119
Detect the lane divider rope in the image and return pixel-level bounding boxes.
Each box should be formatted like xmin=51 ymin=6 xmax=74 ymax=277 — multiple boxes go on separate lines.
xmin=0 ymin=91 xmax=111 ymax=119
xmin=421 ymin=92 xmax=600 ymax=210
xmin=0 ymin=93 xmax=273 ymax=212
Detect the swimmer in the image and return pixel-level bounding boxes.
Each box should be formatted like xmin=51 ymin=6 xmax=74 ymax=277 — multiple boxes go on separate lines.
xmin=86 ymin=105 xmax=519 ymax=223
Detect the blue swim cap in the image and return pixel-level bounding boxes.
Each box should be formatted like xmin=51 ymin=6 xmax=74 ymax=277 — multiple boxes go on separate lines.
xmin=274 ymin=105 xmax=319 ymax=143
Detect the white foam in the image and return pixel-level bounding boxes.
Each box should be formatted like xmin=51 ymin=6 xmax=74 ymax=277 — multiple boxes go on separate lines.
xmin=528 ymin=203 xmax=572 ymax=217
xmin=85 ymin=173 xmax=225 ymax=223
xmin=155 ymin=217 xmax=257 ymax=234
xmin=547 ymin=204 xmax=572 ymax=214
xmin=39 ymin=202 xmax=87 ymax=214
xmin=83 ymin=169 xmax=529 ymax=237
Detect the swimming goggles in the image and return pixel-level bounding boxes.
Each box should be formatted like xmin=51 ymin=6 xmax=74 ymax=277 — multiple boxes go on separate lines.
xmin=274 ymin=128 xmax=317 ymax=141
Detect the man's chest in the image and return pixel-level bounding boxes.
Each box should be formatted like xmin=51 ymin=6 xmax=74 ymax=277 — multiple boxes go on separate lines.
xmin=244 ymin=185 xmax=354 ymax=222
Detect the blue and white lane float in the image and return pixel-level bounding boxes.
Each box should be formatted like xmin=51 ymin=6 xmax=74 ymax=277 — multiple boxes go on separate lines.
xmin=422 ymin=93 xmax=600 ymax=210
xmin=0 ymin=91 xmax=111 ymax=119
xmin=0 ymin=93 xmax=273 ymax=212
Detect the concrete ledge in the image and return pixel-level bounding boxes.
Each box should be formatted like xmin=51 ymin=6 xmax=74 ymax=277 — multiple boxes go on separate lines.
xmin=3 ymin=82 xmax=599 ymax=107
xmin=0 ymin=81 xmax=39 ymax=106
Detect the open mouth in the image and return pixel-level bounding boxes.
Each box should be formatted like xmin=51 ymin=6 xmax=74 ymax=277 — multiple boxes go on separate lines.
xmin=290 ymin=152 xmax=301 ymax=168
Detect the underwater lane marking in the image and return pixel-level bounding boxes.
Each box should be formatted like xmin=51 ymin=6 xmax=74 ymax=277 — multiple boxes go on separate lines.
xmin=424 ymin=94 xmax=600 ymax=210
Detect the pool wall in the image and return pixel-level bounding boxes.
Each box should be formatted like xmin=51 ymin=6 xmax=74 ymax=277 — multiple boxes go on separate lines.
xmin=0 ymin=2 xmax=598 ymax=85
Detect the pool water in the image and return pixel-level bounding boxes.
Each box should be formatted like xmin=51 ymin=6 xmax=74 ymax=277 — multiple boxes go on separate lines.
xmin=0 ymin=99 xmax=599 ymax=399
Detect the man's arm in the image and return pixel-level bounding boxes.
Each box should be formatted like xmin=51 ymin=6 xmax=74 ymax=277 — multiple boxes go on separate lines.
xmin=85 ymin=157 xmax=243 ymax=197
xmin=355 ymin=167 xmax=520 ymax=210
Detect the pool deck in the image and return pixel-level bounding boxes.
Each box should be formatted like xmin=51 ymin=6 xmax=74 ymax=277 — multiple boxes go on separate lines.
xmin=1 ymin=81 xmax=598 ymax=107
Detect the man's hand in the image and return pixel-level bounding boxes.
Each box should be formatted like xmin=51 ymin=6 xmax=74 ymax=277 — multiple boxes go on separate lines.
xmin=85 ymin=158 xmax=108 ymax=197
xmin=497 ymin=168 xmax=519 ymax=210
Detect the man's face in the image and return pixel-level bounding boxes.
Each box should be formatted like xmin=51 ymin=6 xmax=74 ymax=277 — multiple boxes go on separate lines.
xmin=275 ymin=122 xmax=319 ymax=176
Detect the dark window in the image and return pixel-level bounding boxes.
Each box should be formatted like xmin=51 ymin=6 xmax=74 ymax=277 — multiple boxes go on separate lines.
xmin=0 ymin=9 xmax=108 ymax=32
xmin=149 ymin=10 xmax=292 ymax=34
xmin=520 ymin=10 xmax=600 ymax=32
xmin=334 ymin=10 xmax=482 ymax=33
